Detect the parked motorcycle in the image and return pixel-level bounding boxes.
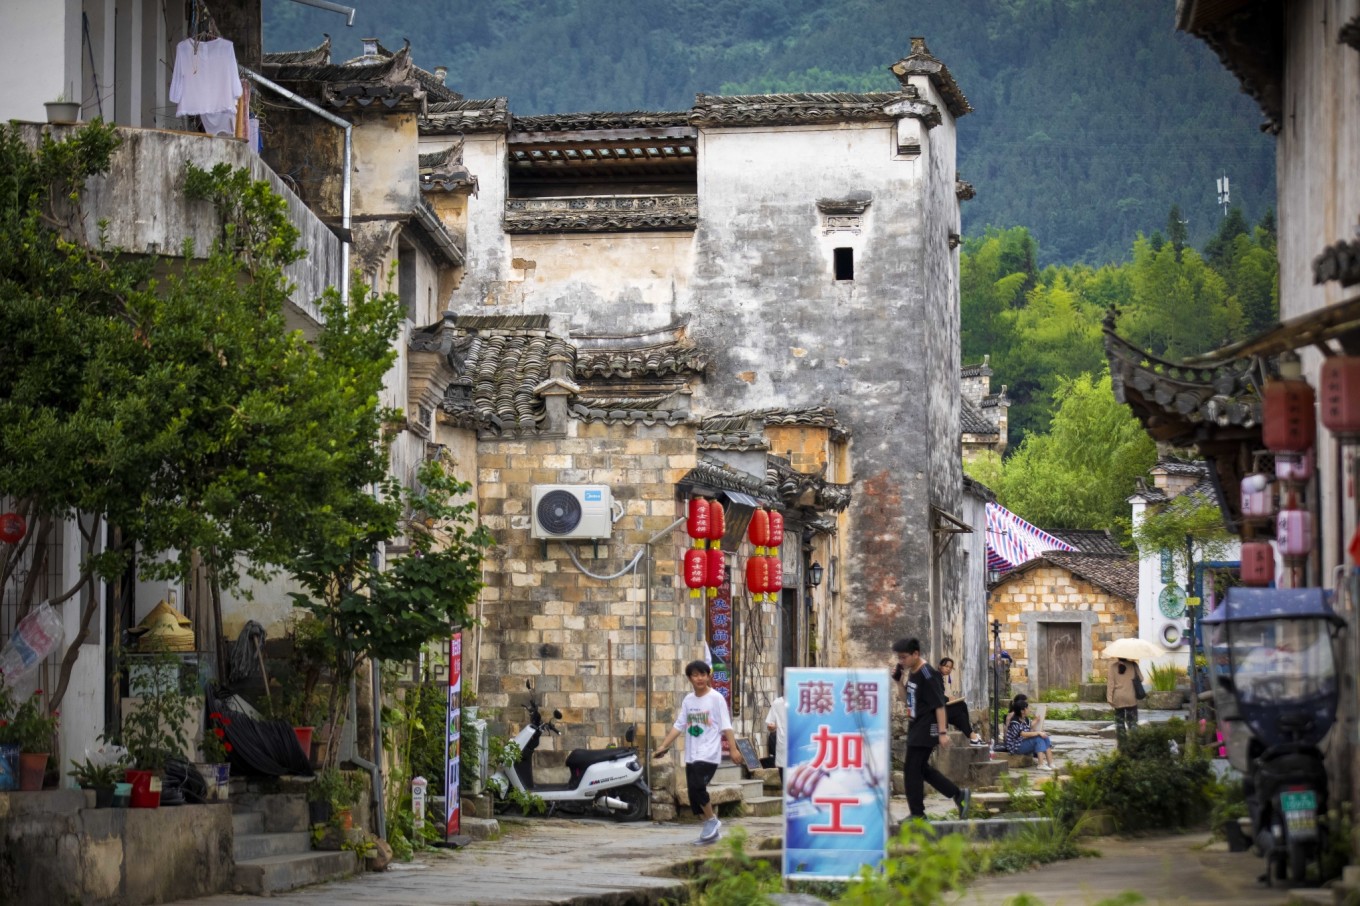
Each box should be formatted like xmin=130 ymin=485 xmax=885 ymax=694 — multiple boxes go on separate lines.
xmin=1204 ymin=588 xmax=1344 ymax=886
xmin=486 ymin=680 xmax=649 ymax=821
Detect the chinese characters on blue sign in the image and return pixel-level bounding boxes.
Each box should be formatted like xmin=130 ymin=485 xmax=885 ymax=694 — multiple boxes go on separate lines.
xmin=783 ymin=668 xmax=890 ymax=880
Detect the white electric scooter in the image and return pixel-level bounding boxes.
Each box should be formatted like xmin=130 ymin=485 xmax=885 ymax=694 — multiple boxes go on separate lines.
xmin=486 ymin=680 xmax=649 ymax=821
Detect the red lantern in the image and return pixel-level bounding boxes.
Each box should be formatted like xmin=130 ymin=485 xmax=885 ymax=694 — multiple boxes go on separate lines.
xmin=766 ymin=510 xmax=784 ymax=549
xmin=1262 ymin=355 xmax=1316 ymax=453
xmin=1320 ymin=355 xmax=1360 ymax=442
xmin=0 ymin=513 xmax=25 ymax=545
xmin=747 ymin=509 xmax=770 ymax=551
xmin=706 ymin=549 xmax=726 ymax=589
xmin=684 ymin=549 xmax=706 ymax=598
xmin=746 ymin=556 xmax=769 ymax=599
xmin=765 ymin=556 xmax=783 ymax=596
xmin=687 ymin=497 xmax=710 ymax=542
xmin=707 ymin=500 xmax=725 ymax=545
xmin=1239 ymin=542 xmax=1275 ymax=587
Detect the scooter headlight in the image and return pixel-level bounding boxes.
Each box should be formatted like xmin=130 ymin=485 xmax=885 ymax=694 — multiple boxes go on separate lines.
xmin=627 ymin=760 xmax=640 ymax=772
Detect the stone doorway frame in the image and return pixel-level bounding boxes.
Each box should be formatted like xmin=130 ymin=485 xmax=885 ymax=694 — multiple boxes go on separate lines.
xmin=1018 ymin=610 xmax=1099 ymax=699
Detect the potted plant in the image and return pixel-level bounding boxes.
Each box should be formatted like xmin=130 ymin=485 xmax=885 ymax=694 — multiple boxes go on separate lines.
xmin=8 ymin=691 xmax=59 ymax=790
xmin=44 ymin=89 xmax=80 ymax=124
xmin=196 ymin=711 xmax=233 ymax=801
xmin=0 ymin=677 xmax=19 ymax=791
xmin=118 ymin=650 xmax=192 ymax=808
xmin=69 ymin=749 xmax=127 ymax=808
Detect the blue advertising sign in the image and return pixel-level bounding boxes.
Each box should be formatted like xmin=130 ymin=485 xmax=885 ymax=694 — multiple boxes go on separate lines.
xmin=783 ymin=668 xmax=891 ymax=880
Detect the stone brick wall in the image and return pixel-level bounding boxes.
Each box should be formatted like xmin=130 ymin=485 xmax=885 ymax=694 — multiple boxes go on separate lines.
xmin=988 ymin=564 xmax=1137 ymax=690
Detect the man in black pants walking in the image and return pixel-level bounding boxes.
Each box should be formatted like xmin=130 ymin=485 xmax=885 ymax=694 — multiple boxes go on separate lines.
xmin=892 ymin=637 xmax=970 ymax=822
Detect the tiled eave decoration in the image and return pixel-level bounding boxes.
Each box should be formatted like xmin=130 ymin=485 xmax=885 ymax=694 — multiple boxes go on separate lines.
xmin=960 ymin=398 xmax=996 ymax=438
xmin=1176 ymin=1 xmax=1283 ymax=133
xmin=889 ymin=37 xmax=972 ymax=119
xmin=956 ymin=180 xmax=976 ymax=201
xmin=768 ymin=457 xmax=852 ymax=514
xmin=420 ymin=142 xmax=478 ymax=195
xmin=569 ymin=395 xmax=691 ymax=426
xmin=679 ymin=457 xmax=778 ymax=504
xmin=1103 ymin=310 xmax=1263 ymax=447
xmin=261 ymin=44 xmax=427 ymax=112
xmin=512 ymin=111 xmax=691 ymax=132
xmin=421 ymin=98 xmax=511 ymax=135
xmin=503 ymin=195 xmax=698 ymax=234
xmin=261 ymin=36 xmax=331 ymax=67
xmin=575 ymin=340 xmax=708 ymax=380
xmin=690 ymin=91 xmax=909 ymax=128
xmin=1314 ymin=239 xmax=1360 ymax=288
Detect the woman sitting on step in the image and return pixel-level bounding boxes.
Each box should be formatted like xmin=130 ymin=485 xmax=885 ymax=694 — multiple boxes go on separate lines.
xmin=1003 ymin=699 xmax=1055 ymax=769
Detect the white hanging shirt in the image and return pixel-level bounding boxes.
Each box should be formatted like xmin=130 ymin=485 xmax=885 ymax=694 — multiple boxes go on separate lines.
xmin=170 ymin=37 xmax=242 ymax=117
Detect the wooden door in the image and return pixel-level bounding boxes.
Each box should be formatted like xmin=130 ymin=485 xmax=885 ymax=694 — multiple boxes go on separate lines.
xmin=1042 ymin=623 xmax=1081 ymax=695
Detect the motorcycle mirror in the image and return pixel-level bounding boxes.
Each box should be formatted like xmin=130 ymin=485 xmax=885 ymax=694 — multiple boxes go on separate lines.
xmin=624 ymin=724 xmax=636 ymax=743
xmin=553 ymin=708 xmax=563 ymax=719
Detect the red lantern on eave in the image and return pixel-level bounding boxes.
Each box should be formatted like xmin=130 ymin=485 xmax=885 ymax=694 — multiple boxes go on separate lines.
xmin=0 ymin=513 xmax=26 ymax=545
xmin=1320 ymin=355 xmax=1360 ymax=442
xmin=684 ymin=549 xmax=706 ymax=598
xmin=747 ymin=509 xmax=770 ymax=551
xmin=706 ymin=548 xmax=726 ymax=589
xmin=766 ymin=556 xmax=783 ymax=596
xmin=766 ymin=510 xmax=784 ymax=550
xmin=746 ymin=556 xmax=769 ymax=600
xmin=1262 ymin=354 xmax=1317 ymax=453
xmin=707 ymin=500 xmax=725 ymax=545
xmin=687 ymin=497 xmax=710 ymax=541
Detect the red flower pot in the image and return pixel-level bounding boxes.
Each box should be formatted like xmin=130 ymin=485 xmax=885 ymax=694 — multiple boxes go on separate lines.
xmin=125 ymin=768 xmax=161 ymax=808
xmin=293 ymin=726 xmax=314 ymax=758
xmin=18 ymin=753 xmax=47 ymax=791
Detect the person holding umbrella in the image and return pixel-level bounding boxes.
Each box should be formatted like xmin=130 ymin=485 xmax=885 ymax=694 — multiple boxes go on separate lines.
xmin=1104 ymin=637 xmax=1155 ymax=747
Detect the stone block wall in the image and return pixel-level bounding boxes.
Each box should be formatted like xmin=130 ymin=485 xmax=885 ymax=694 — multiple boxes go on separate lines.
xmin=988 ymin=564 xmax=1137 ymax=689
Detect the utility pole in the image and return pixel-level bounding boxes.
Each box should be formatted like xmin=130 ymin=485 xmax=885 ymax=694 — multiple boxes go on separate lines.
xmin=1184 ymin=534 xmax=1201 ymax=742
xmin=990 ymin=618 xmax=1002 ymax=747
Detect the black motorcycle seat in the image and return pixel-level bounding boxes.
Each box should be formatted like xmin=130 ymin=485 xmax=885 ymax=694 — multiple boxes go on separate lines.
xmin=565 ymin=747 xmax=636 ymax=773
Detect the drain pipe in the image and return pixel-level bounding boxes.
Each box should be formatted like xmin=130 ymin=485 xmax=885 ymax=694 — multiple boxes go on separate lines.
xmin=240 ymin=67 xmax=351 ymax=301
xmin=347 ymin=669 xmax=386 ymax=839
xmin=643 ymin=516 xmax=686 ymax=799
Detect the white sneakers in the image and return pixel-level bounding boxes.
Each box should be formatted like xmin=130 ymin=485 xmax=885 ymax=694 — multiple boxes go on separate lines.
xmin=696 ymin=817 xmax=721 ymax=844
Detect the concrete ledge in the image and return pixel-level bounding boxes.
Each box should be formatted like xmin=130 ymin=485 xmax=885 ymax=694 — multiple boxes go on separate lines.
xmin=892 ymin=816 xmax=1053 ymax=840
xmin=233 ymin=849 xmax=357 ymax=895
xmin=460 ymin=816 xmax=500 ymax=840
xmin=674 ymin=783 xmax=744 ymax=809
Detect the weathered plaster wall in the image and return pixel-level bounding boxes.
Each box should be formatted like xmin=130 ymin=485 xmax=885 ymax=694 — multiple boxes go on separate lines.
xmin=352 ymin=111 xmax=421 ymax=216
xmin=988 ymin=565 xmax=1138 ymax=693
xmin=445 ymin=117 xmax=955 ymax=668
xmin=959 ymin=487 xmax=991 ymax=710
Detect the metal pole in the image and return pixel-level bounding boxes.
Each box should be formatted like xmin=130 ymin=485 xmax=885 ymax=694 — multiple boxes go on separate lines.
xmin=990 ymin=619 xmax=1001 ymax=747
xmin=642 ymin=517 xmax=685 ymax=801
xmin=1185 ymin=534 xmax=1200 ymax=733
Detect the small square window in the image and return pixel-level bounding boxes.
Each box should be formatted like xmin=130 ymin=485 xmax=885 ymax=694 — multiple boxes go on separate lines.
xmin=834 ymin=247 xmax=854 ymax=281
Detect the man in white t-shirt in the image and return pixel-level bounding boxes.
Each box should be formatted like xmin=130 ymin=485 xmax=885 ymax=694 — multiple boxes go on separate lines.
xmin=764 ymin=695 xmax=787 ymax=780
xmin=653 ymin=660 xmax=744 ymax=844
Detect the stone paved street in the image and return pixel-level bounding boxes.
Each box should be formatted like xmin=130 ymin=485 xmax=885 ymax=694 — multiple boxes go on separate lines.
xmin=164 ymin=711 xmax=1291 ymax=906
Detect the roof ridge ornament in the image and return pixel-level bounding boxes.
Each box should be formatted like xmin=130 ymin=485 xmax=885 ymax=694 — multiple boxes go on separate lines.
xmin=889 ymin=37 xmax=972 ymax=118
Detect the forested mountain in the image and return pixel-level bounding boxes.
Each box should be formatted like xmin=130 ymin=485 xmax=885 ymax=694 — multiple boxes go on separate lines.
xmin=264 ymin=0 xmax=1274 ymax=267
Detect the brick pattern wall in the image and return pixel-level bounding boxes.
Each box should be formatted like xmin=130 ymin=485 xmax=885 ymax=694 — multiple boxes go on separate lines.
xmin=988 ymin=565 xmax=1137 ymax=686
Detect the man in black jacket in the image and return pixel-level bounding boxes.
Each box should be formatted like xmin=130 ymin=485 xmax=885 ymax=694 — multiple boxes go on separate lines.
xmin=892 ymin=637 xmax=970 ymax=821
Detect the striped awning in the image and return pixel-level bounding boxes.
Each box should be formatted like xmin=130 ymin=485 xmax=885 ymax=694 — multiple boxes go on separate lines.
xmin=984 ymin=502 xmax=1075 ymax=573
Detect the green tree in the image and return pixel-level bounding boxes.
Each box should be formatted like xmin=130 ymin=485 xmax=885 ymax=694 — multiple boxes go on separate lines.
xmin=1167 ymin=204 xmax=1187 ymax=260
xmin=1121 ymin=236 xmax=1240 ymax=359
xmin=288 ymin=459 xmax=492 ymax=766
xmin=1131 ymin=489 xmax=1235 ymax=576
xmin=975 ymin=372 xmax=1156 ymax=537
xmin=0 ymin=124 xmax=403 ymax=708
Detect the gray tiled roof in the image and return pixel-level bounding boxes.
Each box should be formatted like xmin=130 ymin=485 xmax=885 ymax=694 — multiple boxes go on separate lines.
xmin=1045 ymin=529 xmax=1126 ymax=557
xmin=960 ymin=397 xmax=996 ymax=436
xmin=422 ymin=98 xmax=512 ymax=134
xmin=1151 ymin=458 xmax=1206 ymax=477
xmin=993 ymin=552 xmax=1138 ymax=602
xmin=512 ymin=111 xmax=692 ymax=132
xmin=690 ymin=92 xmax=908 ymax=128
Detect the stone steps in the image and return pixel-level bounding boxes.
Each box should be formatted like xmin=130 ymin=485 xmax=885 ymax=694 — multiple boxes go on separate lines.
xmin=231 ymin=793 xmax=359 ymax=896
xmin=741 ymin=796 xmax=783 ymax=818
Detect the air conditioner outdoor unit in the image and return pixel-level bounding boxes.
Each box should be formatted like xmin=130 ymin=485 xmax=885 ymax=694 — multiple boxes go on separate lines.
xmin=531 ymin=485 xmax=616 ymax=540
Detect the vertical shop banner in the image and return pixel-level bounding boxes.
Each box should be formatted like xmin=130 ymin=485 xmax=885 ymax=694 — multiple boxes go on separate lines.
xmin=444 ymin=631 xmax=462 ymax=840
xmin=783 ymin=668 xmax=890 ymax=881
xmin=707 ymin=559 xmax=735 ymax=707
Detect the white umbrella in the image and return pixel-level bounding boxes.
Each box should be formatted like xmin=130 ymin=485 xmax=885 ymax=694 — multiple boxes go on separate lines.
xmin=1103 ymin=637 xmax=1161 ymax=661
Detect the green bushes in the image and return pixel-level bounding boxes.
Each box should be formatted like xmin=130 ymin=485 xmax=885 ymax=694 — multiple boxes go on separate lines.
xmin=1055 ymin=719 xmax=1215 ymax=834
xmin=1149 ymin=663 xmax=1180 ymax=692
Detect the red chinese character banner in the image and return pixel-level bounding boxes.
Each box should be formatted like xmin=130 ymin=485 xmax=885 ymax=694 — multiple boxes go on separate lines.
xmin=783 ymin=668 xmax=890 ymax=880
xmin=706 ymin=557 xmax=735 ymax=709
